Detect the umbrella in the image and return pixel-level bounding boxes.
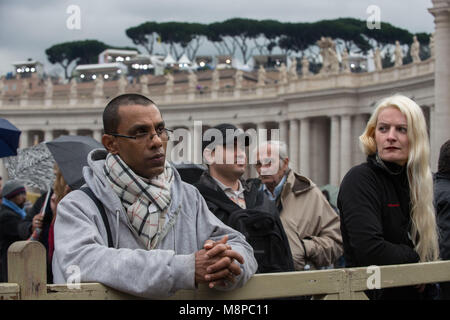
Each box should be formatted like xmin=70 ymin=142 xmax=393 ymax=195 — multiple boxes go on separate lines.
xmin=46 ymin=135 xmax=104 ymax=190
xmin=0 ymin=118 xmax=21 ymax=158
xmin=3 ymin=142 xmax=55 ymax=191
xmin=171 ymin=162 xmax=206 ymax=185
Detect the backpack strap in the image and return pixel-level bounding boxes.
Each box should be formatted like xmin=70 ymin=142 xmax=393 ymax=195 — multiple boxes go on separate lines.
xmin=80 ymin=186 xmax=114 ymax=248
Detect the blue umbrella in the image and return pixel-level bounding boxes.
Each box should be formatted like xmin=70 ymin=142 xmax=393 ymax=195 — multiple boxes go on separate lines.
xmin=0 ymin=118 xmax=21 ymax=158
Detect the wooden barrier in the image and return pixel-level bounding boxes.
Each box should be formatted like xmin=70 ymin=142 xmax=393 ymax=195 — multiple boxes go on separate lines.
xmin=1 ymin=241 xmax=449 ymax=300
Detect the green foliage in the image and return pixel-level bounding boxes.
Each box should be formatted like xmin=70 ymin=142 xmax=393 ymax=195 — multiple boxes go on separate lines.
xmin=45 ymin=40 xmax=137 ymax=79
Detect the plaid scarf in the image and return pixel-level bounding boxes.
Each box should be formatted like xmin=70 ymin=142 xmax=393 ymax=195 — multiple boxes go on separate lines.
xmin=104 ymin=153 xmax=174 ymax=249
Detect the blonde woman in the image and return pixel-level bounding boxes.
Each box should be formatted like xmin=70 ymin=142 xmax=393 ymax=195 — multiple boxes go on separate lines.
xmin=337 ymin=94 xmax=439 ymax=300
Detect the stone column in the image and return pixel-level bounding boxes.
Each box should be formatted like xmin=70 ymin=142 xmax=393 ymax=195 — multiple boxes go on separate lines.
xmin=257 ymin=122 xmax=268 ymax=145
xmin=192 ymin=121 xmax=203 ymax=165
xmin=429 ymin=0 xmax=450 ymax=170
xmin=288 ymin=119 xmax=299 ymax=172
xmin=44 ymin=129 xmax=53 ymax=142
xmin=20 ymin=130 xmax=29 ymax=149
xmin=68 ymin=129 xmax=77 ymax=136
xmin=93 ymin=129 xmax=103 ymax=143
xmin=279 ymin=120 xmax=289 ymax=144
xmin=340 ymin=115 xmax=352 ymax=182
xmin=299 ymin=118 xmax=310 ymax=177
xmin=353 ymin=114 xmax=368 ymax=165
xmin=0 ymin=158 xmax=9 ymax=180
xmin=329 ymin=115 xmax=340 ymax=186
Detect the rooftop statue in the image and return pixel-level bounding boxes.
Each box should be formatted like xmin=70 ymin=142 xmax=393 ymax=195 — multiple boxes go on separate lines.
xmin=301 ymin=56 xmax=311 ymax=77
xmin=257 ymin=65 xmax=266 ymax=87
xmin=93 ymin=76 xmax=104 ymax=98
xmin=165 ymin=72 xmax=174 ymax=93
xmin=211 ymin=69 xmax=220 ymax=91
xmin=341 ymin=48 xmax=351 ymax=74
xmin=44 ymin=78 xmax=53 ymax=99
xmin=374 ymin=48 xmax=383 ymax=71
xmin=394 ymin=41 xmax=403 ymax=67
xmin=411 ymin=36 xmax=421 ymax=63
xmin=117 ymin=74 xmax=127 ymax=94
xmin=288 ymin=57 xmax=298 ymax=81
xmin=234 ymin=69 xmax=243 ymax=89
xmin=278 ymin=63 xmax=288 ymax=84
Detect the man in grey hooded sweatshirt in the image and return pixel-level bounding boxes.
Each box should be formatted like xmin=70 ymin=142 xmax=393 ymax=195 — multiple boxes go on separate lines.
xmin=52 ymin=93 xmax=257 ymax=298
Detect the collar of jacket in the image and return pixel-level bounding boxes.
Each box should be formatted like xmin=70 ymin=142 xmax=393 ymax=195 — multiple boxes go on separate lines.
xmin=280 ymin=169 xmax=314 ymax=198
xmin=197 ymin=171 xmax=262 ymax=208
xmin=199 ymin=171 xmax=251 ymax=192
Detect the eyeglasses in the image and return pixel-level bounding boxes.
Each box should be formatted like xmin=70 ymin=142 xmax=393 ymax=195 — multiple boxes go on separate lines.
xmin=108 ymin=128 xmax=173 ymax=142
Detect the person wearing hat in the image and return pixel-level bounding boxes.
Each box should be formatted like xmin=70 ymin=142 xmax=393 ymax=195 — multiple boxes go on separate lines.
xmin=0 ymin=180 xmax=43 ymax=282
xmin=195 ymin=123 xmax=295 ymax=274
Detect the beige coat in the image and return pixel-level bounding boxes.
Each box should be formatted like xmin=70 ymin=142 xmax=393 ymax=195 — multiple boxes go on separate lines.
xmin=278 ymin=170 xmax=343 ymax=271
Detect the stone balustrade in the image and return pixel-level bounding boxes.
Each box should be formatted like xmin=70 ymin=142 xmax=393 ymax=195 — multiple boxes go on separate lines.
xmin=0 ymin=57 xmax=435 ymax=110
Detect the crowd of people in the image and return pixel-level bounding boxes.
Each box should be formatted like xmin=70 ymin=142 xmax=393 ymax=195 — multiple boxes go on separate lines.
xmin=0 ymin=93 xmax=449 ymax=300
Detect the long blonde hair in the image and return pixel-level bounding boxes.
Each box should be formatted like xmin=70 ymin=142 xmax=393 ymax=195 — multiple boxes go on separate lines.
xmin=359 ymin=94 xmax=439 ymax=262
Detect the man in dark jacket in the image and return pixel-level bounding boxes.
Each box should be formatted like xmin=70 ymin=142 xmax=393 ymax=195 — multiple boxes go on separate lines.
xmin=0 ymin=180 xmax=43 ymax=282
xmin=195 ymin=123 xmax=294 ymax=273
xmin=434 ymin=139 xmax=450 ymax=299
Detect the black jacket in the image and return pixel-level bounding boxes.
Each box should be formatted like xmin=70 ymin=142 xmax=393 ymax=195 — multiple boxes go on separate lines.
xmin=194 ymin=172 xmax=295 ymax=273
xmin=338 ymin=154 xmax=430 ymax=300
xmin=434 ymin=172 xmax=450 ymax=299
xmin=0 ymin=204 xmax=33 ymax=282
xmin=194 ymin=172 xmax=272 ymax=224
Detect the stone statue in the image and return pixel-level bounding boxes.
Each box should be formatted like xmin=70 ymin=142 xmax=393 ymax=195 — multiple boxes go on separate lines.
xmin=288 ymin=57 xmax=298 ymax=81
xmin=257 ymin=65 xmax=266 ymax=87
xmin=318 ymin=37 xmax=340 ymax=74
xmin=329 ymin=49 xmax=340 ymax=74
xmin=140 ymin=74 xmax=149 ymax=95
xmin=234 ymin=69 xmax=243 ymax=90
xmin=69 ymin=77 xmax=77 ymax=99
xmin=374 ymin=48 xmax=383 ymax=71
xmin=394 ymin=41 xmax=403 ymax=67
xmin=44 ymin=78 xmax=53 ymax=99
xmin=117 ymin=74 xmax=127 ymax=94
xmin=278 ymin=63 xmax=288 ymax=84
xmin=429 ymin=33 xmax=435 ymax=58
xmin=165 ymin=72 xmax=174 ymax=94
xmin=93 ymin=76 xmax=104 ymax=98
xmin=21 ymin=79 xmax=29 ymax=99
xmin=0 ymin=76 xmax=4 ymax=96
xmin=188 ymin=71 xmax=198 ymax=92
xmin=411 ymin=36 xmax=421 ymax=63
xmin=211 ymin=69 xmax=220 ymax=91
xmin=301 ymin=56 xmax=310 ymax=77
xmin=341 ymin=48 xmax=350 ymax=73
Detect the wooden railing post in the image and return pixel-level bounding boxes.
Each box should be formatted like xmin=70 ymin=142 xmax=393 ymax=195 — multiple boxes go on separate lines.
xmin=7 ymin=241 xmax=47 ymax=299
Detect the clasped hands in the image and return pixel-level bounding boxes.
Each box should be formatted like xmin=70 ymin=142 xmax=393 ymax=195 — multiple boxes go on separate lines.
xmin=195 ymin=235 xmax=244 ymax=289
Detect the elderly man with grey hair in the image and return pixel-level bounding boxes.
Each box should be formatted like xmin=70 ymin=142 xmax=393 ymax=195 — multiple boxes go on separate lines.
xmin=254 ymin=140 xmax=343 ymax=271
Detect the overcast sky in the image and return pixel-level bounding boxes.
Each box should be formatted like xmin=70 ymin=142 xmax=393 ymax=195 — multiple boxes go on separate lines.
xmin=0 ymin=0 xmax=435 ymax=76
